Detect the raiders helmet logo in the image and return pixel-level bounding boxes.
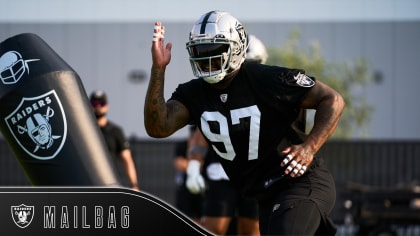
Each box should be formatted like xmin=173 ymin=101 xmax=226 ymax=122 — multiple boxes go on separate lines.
xmin=5 ymin=90 xmax=67 ymax=160
xmin=11 ymin=204 xmax=34 ymax=228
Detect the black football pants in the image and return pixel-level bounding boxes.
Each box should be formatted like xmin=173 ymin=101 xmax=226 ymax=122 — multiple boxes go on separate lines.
xmin=258 ymin=160 xmax=337 ymax=235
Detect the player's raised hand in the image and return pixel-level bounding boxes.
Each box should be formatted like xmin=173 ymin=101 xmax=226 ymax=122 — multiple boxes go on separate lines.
xmin=152 ymin=21 xmax=172 ymax=68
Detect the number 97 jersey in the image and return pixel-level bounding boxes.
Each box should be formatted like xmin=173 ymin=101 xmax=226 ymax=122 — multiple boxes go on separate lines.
xmin=170 ymin=63 xmax=315 ymax=198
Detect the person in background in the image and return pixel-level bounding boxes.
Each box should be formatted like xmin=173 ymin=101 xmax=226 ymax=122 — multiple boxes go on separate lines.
xmin=173 ymin=125 xmax=203 ymax=224
xmin=184 ymin=34 xmax=268 ymax=236
xmin=144 ymin=10 xmax=344 ymax=235
xmin=244 ymin=34 xmax=268 ymax=65
xmin=90 ymin=90 xmax=139 ymax=191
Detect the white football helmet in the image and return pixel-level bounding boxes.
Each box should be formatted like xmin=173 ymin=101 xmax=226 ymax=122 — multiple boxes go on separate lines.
xmin=186 ymin=10 xmax=247 ymax=84
xmin=245 ymin=34 xmax=268 ymax=64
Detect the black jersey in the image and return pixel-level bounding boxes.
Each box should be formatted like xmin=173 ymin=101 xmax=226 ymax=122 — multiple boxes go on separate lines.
xmin=170 ymin=63 xmax=315 ymax=198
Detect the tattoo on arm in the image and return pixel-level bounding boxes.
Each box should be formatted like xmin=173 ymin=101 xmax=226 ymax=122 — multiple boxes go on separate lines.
xmin=302 ymin=81 xmax=345 ymax=153
xmin=144 ymin=67 xmax=189 ymax=137
xmin=144 ymin=67 xmax=170 ymax=137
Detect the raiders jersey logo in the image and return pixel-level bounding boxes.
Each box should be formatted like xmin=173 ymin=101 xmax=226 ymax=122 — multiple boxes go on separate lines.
xmin=220 ymin=94 xmax=228 ymax=103
xmin=293 ymin=72 xmax=315 ymax=87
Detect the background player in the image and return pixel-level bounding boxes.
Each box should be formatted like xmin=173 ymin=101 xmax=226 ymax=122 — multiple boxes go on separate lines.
xmin=173 ymin=125 xmax=203 ymax=223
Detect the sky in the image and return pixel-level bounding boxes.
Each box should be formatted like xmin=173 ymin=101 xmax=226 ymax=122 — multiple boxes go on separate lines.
xmin=1 ymin=0 xmax=420 ymax=23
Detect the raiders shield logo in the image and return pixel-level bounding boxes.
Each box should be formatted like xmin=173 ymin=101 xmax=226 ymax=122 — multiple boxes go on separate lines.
xmin=5 ymin=90 xmax=67 ymax=160
xmin=293 ymin=72 xmax=315 ymax=87
xmin=11 ymin=204 xmax=35 ymax=228
xmin=220 ymin=94 xmax=228 ymax=103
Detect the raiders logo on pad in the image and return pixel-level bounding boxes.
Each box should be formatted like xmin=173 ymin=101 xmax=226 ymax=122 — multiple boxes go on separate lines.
xmin=5 ymin=90 xmax=67 ymax=160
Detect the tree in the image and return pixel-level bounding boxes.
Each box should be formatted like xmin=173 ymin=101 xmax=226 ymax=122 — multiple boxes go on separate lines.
xmin=267 ymin=29 xmax=374 ymax=139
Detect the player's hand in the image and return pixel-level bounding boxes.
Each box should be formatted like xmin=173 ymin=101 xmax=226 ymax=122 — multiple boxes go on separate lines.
xmin=279 ymin=144 xmax=314 ymax=178
xmin=151 ymin=21 xmax=172 ymax=68
xmin=186 ymin=160 xmax=205 ymax=194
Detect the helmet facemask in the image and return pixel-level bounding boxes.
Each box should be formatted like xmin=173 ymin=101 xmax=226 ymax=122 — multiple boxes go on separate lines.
xmin=187 ymin=39 xmax=232 ymax=83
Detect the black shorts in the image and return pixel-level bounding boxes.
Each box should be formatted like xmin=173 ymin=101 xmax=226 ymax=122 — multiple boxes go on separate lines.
xmin=202 ymin=180 xmax=258 ymax=219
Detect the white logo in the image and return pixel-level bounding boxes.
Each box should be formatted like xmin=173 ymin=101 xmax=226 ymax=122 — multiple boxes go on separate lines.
xmin=220 ymin=94 xmax=228 ymax=103
xmin=272 ymin=203 xmax=281 ymax=212
xmin=0 ymin=51 xmax=39 ymax=85
xmin=11 ymin=204 xmax=35 ymax=228
xmin=293 ymin=72 xmax=315 ymax=87
xmin=5 ymin=90 xmax=67 ymax=160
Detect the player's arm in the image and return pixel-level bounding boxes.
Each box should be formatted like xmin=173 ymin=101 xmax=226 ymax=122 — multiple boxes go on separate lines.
xmin=300 ymin=80 xmax=345 ymax=154
xmin=280 ymin=80 xmax=344 ymax=177
xmin=144 ymin=21 xmax=190 ymax=138
xmin=188 ymin=128 xmax=209 ymax=162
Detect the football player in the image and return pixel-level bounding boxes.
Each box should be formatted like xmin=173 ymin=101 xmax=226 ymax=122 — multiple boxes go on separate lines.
xmin=185 ymin=34 xmax=271 ymax=236
xmin=145 ymin=10 xmax=344 ymax=235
